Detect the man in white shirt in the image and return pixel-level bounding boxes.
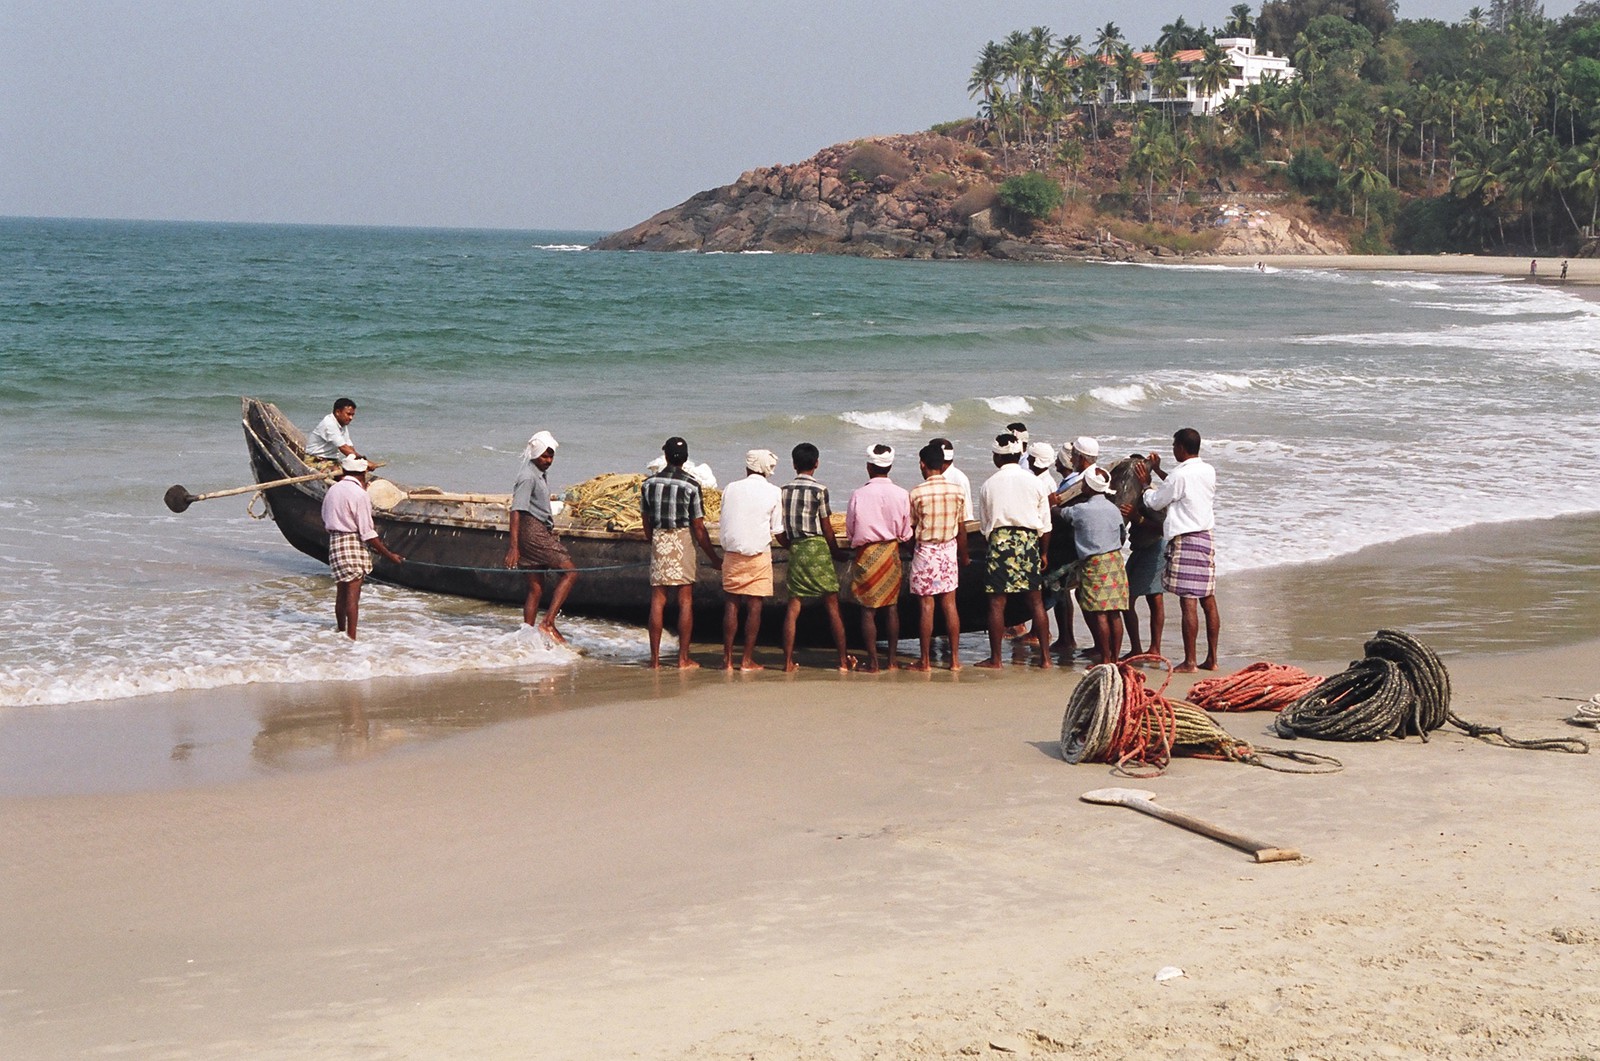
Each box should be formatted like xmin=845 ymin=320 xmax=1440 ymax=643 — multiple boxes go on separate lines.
xmin=929 ymin=437 xmax=974 ymax=524
xmin=976 ymin=434 xmax=1052 ymax=670
xmin=718 ymin=449 xmax=784 ymax=670
xmin=1136 ymin=427 xmax=1218 ymax=672
xmin=320 ymin=455 xmax=404 ymax=640
xmin=306 ymin=398 xmax=361 ymax=461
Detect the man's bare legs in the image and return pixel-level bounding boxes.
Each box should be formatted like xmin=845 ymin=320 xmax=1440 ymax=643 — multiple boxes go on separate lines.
xmin=1174 ymin=594 xmax=1220 ymax=672
xmin=335 ymin=578 xmax=362 ymax=640
xmin=723 ymin=595 xmax=765 ymax=671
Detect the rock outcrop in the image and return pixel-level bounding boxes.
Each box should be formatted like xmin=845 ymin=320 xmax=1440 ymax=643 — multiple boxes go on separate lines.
xmin=592 ymin=132 xmax=1344 ymax=261
xmin=1205 ymin=203 xmax=1349 ymax=255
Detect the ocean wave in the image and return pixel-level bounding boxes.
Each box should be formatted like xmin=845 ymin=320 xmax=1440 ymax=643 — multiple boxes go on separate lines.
xmin=531 ymin=244 xmax=589 ymax=252
xmin=983 ymin=395 xmax=1034 ymax=416
xmin=839 ymin=402 xmax=953 ymax=431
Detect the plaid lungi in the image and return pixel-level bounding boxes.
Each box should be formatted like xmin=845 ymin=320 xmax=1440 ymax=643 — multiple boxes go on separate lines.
xmin=650 ymin=527 xmax=697 ymax=586
xmin=787 ymin=535 xmax=839 ymax=599
xmin=1076 ymin=549 xmax=1130 ymax=613
xmin=327 ymin=531 xmax=373 ymax=583
xmin=1163 ymin=530 xmax=1216 ymax=598
xmin=850 ymin=540 xmax=903 ymax=609
xmin=984 ymin=527 xmax=1043 ymax=595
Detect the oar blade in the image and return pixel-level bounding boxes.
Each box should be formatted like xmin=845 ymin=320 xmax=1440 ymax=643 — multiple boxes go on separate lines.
xmin=1079 ymin=787 xmax=1157 ymax=806
xmin=163 ymin=485 xmax=194 ymax=513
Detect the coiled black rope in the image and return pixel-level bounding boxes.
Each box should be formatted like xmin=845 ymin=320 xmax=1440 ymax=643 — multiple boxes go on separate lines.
xmin=1275 ymin=629 xmax=1588 ymax=754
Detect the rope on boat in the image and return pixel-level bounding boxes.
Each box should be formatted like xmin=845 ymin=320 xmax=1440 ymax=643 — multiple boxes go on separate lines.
xmin=1188 ymin=661 xmax=1324 ymax=713
xmin=1060 ymin=655 xmax=1341 ymax=777
xmin=1274 ymin=630 xmax=1589 ymax=754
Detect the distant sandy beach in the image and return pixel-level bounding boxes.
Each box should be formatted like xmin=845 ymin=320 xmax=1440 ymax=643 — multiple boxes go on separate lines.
xmin=1193 ymin=252 xmax=1600 ymax=287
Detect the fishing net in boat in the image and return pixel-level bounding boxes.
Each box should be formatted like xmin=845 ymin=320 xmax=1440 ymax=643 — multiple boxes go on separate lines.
xmin=561 ymin=473 xmax=723 ymax=533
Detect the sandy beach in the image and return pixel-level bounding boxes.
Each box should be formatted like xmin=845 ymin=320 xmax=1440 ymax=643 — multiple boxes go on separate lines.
xmin=1193 ymin=252 xmax=1600 ymax=287
xmin=5 ymin=628 xmax=1598 ymax=1058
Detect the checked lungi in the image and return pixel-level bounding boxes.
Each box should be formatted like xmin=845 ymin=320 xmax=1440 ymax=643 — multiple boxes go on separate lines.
xmin=327 ymin=531 xmax=374 ymax=583
xmin=850 ymin=540 xmax=903 ymax=609
xmin=1163 ymin=530 xmax=1216 ymax=598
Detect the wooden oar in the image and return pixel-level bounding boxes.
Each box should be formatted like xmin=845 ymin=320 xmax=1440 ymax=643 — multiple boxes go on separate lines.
xmin=164 ymin=471 xmax=335 ymax=513
xmin=1080 ymin=787 xmax=1302 ymax=863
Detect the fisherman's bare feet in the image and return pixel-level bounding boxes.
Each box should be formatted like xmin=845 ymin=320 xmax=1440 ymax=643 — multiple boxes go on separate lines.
xmin=677 ymin=658 xmax=700 ymax=670
xmin=974 ymin=657 xmax=1002 ymax=669
xmin=1199 ymin=658 xmax=1219 ymax=671
xmin=721 ymin=659 xmax=735 ymax=671
xmin=949 ymin=660 xmax=963 ymax=672
xmin=838 ymin=655 xmax=858 ymax=673
xmin=1173 ymin=661 xmax=1198 ymax=673
xmin=739 ymin=661 xmax=765 ymax=672
xmin=1038 ymin=656 xmax=1053 ymax=669
xmin=647 ymin=659 xmax=662 ymax=670
xmin=1050 ymin=639 xmax=1075 ymax=652
xmin=784 ymin=661 xmax=799 ymax=673
xmin=538 ymin=624 xmax=567 ymax=646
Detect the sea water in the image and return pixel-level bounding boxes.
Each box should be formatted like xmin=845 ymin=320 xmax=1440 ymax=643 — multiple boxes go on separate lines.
xmin=4 ymin=217 xmax=1599 ymax=708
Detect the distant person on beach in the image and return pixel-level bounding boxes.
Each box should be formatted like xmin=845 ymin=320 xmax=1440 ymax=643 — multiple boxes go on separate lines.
xmin=641 ymin=436 xmax=721 ymax=669
xmin=1119 ymin=453 xmax=1167 ymax=661
xmin=976 ymin=433 xmax=1052 ymax=670
xmin=778 ymin=443 xmax=853 ymax=672
xmin=1136 ymin=428 xmax=1218 ymax=672
xmin=1561 ymin=260 xmax=1569 ymax=281
xmin=1060 ymin=466 xmax=1128 ymax=665
xmin=846 ymin=444 xmax=913 ymax=672
xmin=908 ymin=442 xmax=970 ymax=671
xmin=1530 ymin=259 xmax=1538 ymax=277
xmin=306 ymin=398 xmax=362 ymax=461
xmin=503 ymin=430 xmax=577 ymax=644
xmin=718 ymin=448 xmax=784 ymax=671
xmin=320 ymin=455 xmax=404 ymax=641
xmin=929 ymin=437 xmax=975 ymax=524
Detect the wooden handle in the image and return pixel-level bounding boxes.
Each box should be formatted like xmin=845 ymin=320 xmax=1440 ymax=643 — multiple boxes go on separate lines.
xmin=193 ymin=470 xmax=334 ymax=501
xmin=1129 ymin=800 xmax=1296 ymax=861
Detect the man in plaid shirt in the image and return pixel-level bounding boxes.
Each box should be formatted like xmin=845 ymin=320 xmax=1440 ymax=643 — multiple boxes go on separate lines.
xmin=777 ymin=442 xmax=852 ymax=672
xmin=641 ymin=436 xmax=721 ymax=669
xmin=908 ymin=441 xmax=970 ymax=671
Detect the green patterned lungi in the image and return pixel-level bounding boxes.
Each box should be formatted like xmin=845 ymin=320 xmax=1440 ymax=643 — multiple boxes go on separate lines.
xmin=984 ymin=527 xmax=1043 ymax=594
xmin=787 ymin=535 xmax=840 ymax=599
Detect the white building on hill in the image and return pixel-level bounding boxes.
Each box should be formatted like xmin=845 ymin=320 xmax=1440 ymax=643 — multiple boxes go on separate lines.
xmin=1083 ymin=37 xmax=1295 ymax=115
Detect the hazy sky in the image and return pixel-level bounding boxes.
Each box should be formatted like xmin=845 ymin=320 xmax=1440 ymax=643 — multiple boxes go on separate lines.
xmin=1 ymin=1 xmax=1583 ymax=232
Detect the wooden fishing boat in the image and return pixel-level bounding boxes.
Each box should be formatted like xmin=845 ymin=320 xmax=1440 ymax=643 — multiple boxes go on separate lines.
xmin=241 ymin=398 xmax=996 ymax=640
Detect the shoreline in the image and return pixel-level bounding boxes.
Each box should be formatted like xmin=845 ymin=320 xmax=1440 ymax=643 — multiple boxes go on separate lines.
xmin=1187 ymin=251 xmax=1600 ymax=288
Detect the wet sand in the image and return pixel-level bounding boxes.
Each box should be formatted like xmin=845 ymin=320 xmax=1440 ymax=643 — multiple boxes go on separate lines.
xmin=4 ymin=513 xmax=1600 ymax=1058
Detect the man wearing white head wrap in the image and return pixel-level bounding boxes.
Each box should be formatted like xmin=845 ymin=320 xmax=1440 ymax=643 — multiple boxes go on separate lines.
xmin=846 ymin=443 xmax=913 ymax=671
xmin=1045 ymin=435 xmax=1102 ymax=657
xmin=719 ymin=448 xmax=784 ymax=670
xmin=505 ymin=430 xmax=578 ymax=643
xmin=976 ymin=434 xmax=1053 ymax=670
xmin=929 ymin=437 xmax=975 ymax=525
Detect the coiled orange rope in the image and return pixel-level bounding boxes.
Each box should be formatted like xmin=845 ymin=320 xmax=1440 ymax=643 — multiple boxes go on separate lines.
xmin=1189 ymin=661 xmax=1324 ymax=713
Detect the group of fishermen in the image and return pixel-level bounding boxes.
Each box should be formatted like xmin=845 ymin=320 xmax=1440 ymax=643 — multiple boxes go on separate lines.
xmin=311 ymin=398 xmax=1221 ymax=674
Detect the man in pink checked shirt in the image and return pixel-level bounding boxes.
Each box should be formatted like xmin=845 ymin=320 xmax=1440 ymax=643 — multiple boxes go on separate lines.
xmin=845 ymin=443 xmax=913 ymax=672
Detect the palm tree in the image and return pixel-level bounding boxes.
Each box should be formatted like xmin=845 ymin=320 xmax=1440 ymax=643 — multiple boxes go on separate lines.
xmin=1231 ymin=80 xmax=1276 ymax=154
xmin=1340 ymin=157 xmax=1389 ymax=228
xmin=1224 ymin=4 xmax=1254 ymax=37
xmin=1153 ymin=56 xmax=1186 ymax=130
xmin=1171 ymin=135 xmax=1201 ymax=224
xmin=968 ymin=40 xmax=1005 ymax=124
xmin=1571 ymin=135 xmax=1600 ymax=233
xmin=1194 ymin=42 xmax=1234 ymax=115
xmin=1114 ymin=45 xmax=1146 ymax=110
xmin=1076 ymin=60 xmax=1107 ymax=145
xmin=1158 ymin=17 xmax=1193 ymax=54
xmin=1279 ymin=78 xmax=1314 ymax=148
xmin=1094 ymin=22 xmax=1123 ymax=59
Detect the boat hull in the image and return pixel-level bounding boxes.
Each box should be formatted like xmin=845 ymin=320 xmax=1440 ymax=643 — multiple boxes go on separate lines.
xmin=242 ymin=399 xmax=1003 ymax=643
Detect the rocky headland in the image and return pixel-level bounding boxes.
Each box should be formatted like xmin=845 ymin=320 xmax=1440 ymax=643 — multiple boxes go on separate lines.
xmin=592 ymin=130 xmax=1346 ymax=261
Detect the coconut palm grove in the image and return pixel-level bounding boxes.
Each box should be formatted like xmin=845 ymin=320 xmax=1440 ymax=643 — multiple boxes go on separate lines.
xmin=957 ymin=0 xmax=1600 ymax=254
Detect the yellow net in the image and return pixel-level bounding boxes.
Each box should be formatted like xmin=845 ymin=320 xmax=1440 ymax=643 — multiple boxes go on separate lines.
xmin=561 ymin=473 xmax=723 ymax=533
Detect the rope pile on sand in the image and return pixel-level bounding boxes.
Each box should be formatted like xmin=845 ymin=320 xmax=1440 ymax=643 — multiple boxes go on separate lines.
xmin=561 ymin=473 xmax=722 ymax=533
xmin=1189 ymin=662 xmax=1324 ymax=713
xmin=1274 ymin=629 xmax=1589 ymax=753
xmin=1568 ymin=694 xmax=1600 ymax=729
xmin=1061 ymin=656 xmax=1342 ymax=777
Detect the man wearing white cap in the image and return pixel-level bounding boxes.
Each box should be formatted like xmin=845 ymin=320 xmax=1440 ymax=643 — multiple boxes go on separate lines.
xmin=504 ymin=430 xmax=578 ymax=644
xmin=320 ymin=455 xmax=404 ymax=641
xmin=1060 ymin=465 xmax=1129 ymax=665
xmin=1045 ymin=435 xmax=1101 ymax=657
xmin=718 ymin=448 xmax=784 ymax=671
xmin=976 ymin=433 xmax=1052 ymax=669
xmin=928 ymin=437 xmax=974 ymax=524
xmin=845 ymin=443 xmax=913 ymax=672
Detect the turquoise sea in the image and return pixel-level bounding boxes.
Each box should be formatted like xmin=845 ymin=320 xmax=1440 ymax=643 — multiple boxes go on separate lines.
xmin=4 ymin=216 xmax=1600 ymax=708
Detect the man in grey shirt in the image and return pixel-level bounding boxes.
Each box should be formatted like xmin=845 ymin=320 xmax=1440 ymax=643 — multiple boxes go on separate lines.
xmin=503 ymin=430 xmax=578 ymax=644
xmin=1060 ymin=466 xmax=1129 ymax=665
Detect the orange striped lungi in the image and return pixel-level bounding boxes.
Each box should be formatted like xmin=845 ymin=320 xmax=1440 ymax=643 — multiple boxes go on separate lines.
xmin=851 ymin=540 xmax=903 ymax=609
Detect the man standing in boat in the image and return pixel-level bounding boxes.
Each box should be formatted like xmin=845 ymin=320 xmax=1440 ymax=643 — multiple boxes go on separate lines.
xmin=503 ymin=430 xmax=579 ymax=645
xmin=320 ymin=455 xmax=404 ymax=640
xmin=1135 ymin=427 xmax=1219 ymax=672
xmin=306 ymin=398 xmax=362 ymax=462
xmin=641 ymin=436 xmax=721 ymax=669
